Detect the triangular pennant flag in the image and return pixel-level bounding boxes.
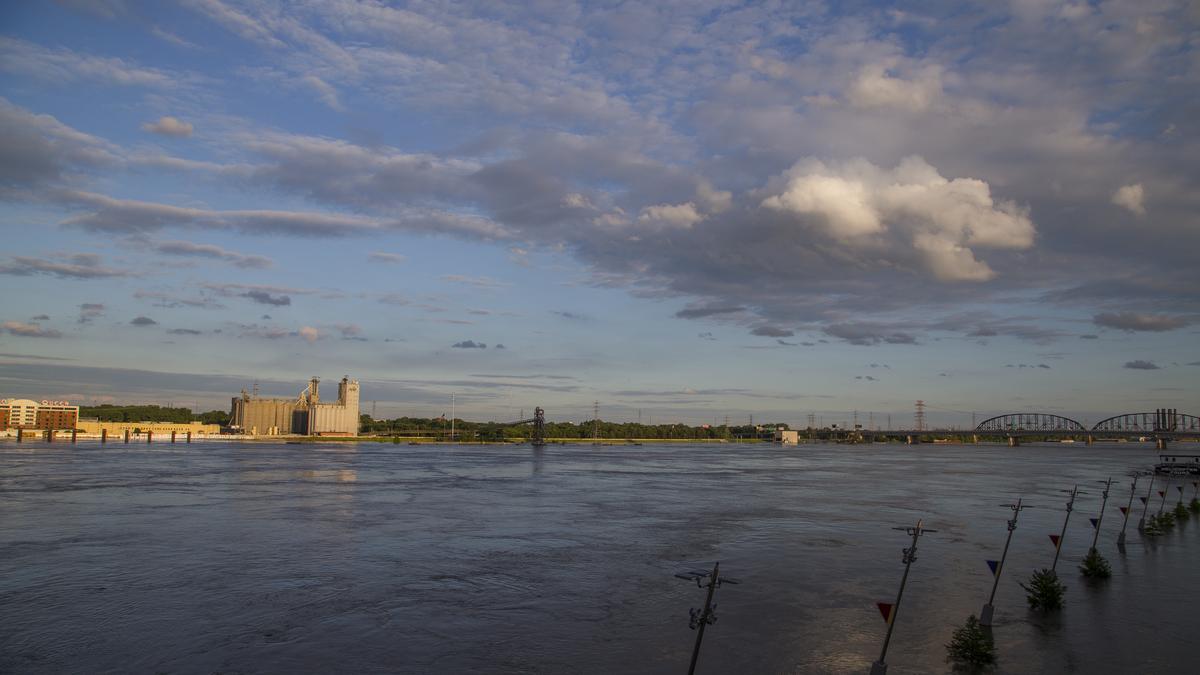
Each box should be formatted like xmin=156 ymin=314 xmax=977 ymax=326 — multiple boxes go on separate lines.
xmin=986 ymin=560 xmax=999 ymax=577
xmin=1049 ymin=534 xmax=1062 ymax=550
xmin=1177 ymin=486 xmax=1184 ymax=494
xmin=1119 ymin=506 xmax=1129 ymax=515
xmin=877 ymin=602 xmax=894 ymax=624
xmin=1140 ymin=497 xmax=1148 ymax=505
xmin=1159 ymin=491 xmax=1166 ymax=498
xmin=1089 ymin=518 xmax=1099 ymax=529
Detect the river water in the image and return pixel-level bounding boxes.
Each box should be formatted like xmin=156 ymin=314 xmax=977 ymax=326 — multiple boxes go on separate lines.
xmin=1 ymin=440 xmax=1197 ymax=674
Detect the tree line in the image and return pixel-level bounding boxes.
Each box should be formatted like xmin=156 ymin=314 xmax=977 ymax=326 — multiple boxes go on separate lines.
xmin=79 ymin=405 xmax=230 ymax=426
xmin=358 ymin=415 xmax=790 ymax=440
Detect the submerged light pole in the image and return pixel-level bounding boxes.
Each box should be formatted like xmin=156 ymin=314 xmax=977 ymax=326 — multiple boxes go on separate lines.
xmin=1118 ymin=472 xmax=1148 ymax=547
xmin=675 ymin=562 xmax=739 ymax=675
xmin=871 ymin=519 xmax=936 ymax=675
xmin=1089 ymin=478 xmax=1114 ymax=553
xmin=981 ymin=498 xmax=1027 ymax=626
xmin=1138 ymin=473 xmax=1155 ymax=531
xmin=1050 ymin=486 xmax=1079 ymax=574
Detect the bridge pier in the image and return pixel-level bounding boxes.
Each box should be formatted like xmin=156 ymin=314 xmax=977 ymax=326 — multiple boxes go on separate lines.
xmin=1007 ymin=436 xmax=1020 ymax=447
xmin=101 ymin=429 xmax=108 ymax=443
xmin=186 ymin=431 xmax=192 ymax=443
xmin=906 ymin=435 xmax=917 ymax=445
xmin=1155 ymin=437 xmax=1168 ymax=450
xmin=1086 ymin=435 xmax=1094 ymax=445
xmin=124 ymin=429 xmax=130 ymax=443
xmin=71 ymin=429 xmax=77 ymax=443
xmin=972 ymin=434 xmax=979 ymax=444
xmin=171 ymin=431 xmax=176 ymax=444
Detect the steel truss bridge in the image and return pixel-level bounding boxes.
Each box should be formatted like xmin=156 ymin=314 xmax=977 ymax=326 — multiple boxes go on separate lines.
xmin=974 ymin=408 xmax=1198 ymax=439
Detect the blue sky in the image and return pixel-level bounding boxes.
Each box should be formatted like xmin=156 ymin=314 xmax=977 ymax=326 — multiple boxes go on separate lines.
xmin=1 ymin=0 xmax=1197 ymax=427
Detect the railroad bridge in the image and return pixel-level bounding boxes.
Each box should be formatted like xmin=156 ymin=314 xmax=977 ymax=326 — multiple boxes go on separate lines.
xmin=973 ymin=408 xmax=1198 ymax=448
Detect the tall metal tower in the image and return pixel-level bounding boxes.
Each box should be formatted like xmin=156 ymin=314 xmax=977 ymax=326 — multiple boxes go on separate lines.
xmin=914 ymin=400 xmax=926 ymax=432
xmin=593 ymin=401 xmax=600 ymax=442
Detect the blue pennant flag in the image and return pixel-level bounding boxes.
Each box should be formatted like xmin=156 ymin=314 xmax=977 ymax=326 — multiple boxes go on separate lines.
xmin=986 ymin=560 xmax=999 ymax=577
xmin=1089 ymin=518 xmax=1099 ymax=529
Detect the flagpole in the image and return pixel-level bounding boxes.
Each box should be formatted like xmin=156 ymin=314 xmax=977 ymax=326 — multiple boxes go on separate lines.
xmin=1090 ymin=478 xmax=1113 ymax=553
xmin=871 ymin=519 xmax=934 ymax=675
xmin=981 ymin=498 xmax=1024 ymax=627
xmin=1051 ymin=486 xmax=1078 ymax=574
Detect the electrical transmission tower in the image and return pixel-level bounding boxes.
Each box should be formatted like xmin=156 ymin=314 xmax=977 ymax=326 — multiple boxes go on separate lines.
xmin=914 ymin=401 xmax=926 ymax=432
xmin=593 ymin=401 xmax=600 ymax=443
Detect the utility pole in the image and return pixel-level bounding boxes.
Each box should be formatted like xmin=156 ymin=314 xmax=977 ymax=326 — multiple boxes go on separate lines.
xmin=450 ymin=394 xmax=456 ymax=442
xmin=675 ymin=562 xmax=740 ymax=675
xmin=981 ymin=498 xmax=1027 ymax=626
xmin=871 ymin=519 xmax=936 ymax=675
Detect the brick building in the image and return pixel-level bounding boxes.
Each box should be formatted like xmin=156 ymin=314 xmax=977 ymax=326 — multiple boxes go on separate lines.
xmin=0 ymin=398 xmax=79 ymax=431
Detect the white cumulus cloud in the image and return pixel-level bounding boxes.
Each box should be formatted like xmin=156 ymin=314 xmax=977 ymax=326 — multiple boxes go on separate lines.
xmin=637 ymin=202 xmax=704 ymax=228
xmin=1111 ymin=183 xmax=1145 ymax=215
xmin=141 ymin=116 xmax=193 ymax=137
xmin=762 ymin=156 xmax=1035 ymax=282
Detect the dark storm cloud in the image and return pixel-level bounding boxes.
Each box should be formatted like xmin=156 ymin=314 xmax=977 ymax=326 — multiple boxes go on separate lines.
xmin=1 ymin=321 xmax=62 ymax=338
xmin=1123 ymin=360 xmax=1160 ymax=370
xmin=750 ymin=325 xmax=794 ymax=338
xmin=0 ymin=254 xmax=134 ymax=279
xmin=241 ymin=290 xmax=291 ymax=306
xmin=452 ymin=340 xmax=487 ymax=349
xmin=1094 ymin=312 xmax=1191 ymax=333
xmin=148 ymin=239 xmax=273 ymax=268
xmin=824 ymin=323 xmax=917 ymax=346
xmin=130 ymin=316 xmax=157 ymax=326
xmin=675 ymin=305 xmax=745 ymax=319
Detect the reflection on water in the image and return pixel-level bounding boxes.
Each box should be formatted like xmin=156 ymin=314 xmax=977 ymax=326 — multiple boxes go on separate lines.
xmin=1 ymin=440 xmax=1197 ymax=673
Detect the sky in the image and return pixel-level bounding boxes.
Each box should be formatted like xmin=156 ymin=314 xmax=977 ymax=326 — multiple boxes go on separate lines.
xmin=1 ymin=0 xmax=1197 ymax=428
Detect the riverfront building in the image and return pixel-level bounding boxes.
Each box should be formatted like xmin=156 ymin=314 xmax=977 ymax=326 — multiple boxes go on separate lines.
xmin=0 ymin=398 xmax=79 ymax=431
xmin=75 ymin=420 xmax=222 ymax=437
xmin=229 ymin=376 xmax=360 ymax=436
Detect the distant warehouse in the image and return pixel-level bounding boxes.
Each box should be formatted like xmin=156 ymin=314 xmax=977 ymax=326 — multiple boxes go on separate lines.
xmin=230 ymin=376 xmax=359 ymax=437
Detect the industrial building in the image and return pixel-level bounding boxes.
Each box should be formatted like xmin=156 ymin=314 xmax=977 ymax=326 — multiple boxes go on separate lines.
xmin=229 ymin=376 xmax=360 ymax=436
xmin=0 ymin=398 xmax=79 ymax=431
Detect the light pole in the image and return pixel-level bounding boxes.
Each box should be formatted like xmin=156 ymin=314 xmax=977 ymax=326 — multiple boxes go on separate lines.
xmin=1118 ymin=472 xmax=1148 ymax=547
xmin=981 ymin=498 xmax=1027 ymax=626
xmin=1138 ymin=473 xmax=1155 ymax=531
xmin=1089 ymin=478 xmax=1114 ymax=553
xmin=1051 ymin=486 xmax=1079 ymax=574
xmin=871 ymin=519 xmax=936 ymax=675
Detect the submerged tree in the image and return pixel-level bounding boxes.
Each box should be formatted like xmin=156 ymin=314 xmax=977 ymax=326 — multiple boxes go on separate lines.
xmin=946 ymin=614 xmax=996 ymax=670
xmin=1189 ymin=498 xmax=1200 ymax=514
xmin=1173 ymin=502 xmax=1189 ymax=521
xmin=1079 ymin=548 xmax=1111 ymax=579
xmin=1020 ymin=569 xmax=1066 ymax=611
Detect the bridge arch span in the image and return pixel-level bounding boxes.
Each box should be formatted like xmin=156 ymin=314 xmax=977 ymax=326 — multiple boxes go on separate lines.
xmin=1091 ymin=412 xmax=1200 ymax=433
xmin=975 ymin=413 xmax=1086 ymax=432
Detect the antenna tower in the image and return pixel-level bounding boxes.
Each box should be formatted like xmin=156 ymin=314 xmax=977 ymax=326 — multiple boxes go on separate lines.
xmin=593 ymin=401 xmax=600 ymax=442
xmin=914 ymin=400 xmax=926 ymax=432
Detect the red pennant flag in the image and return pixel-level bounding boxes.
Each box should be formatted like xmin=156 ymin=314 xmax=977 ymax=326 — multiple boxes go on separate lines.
xmin=1049 ymin=534 xmax=1062 ymax=550
xmin=1119 ymin=506 xmax=1129 ymax=515
xmin=986 ymin=560 xmax=999 ymax=577
xmin=1159 ymin=491 xmax=1166 ymax=498
xmin=1089 ymin=518 xmax=1099 ymax=529
xmin=1140 ymin=497 xmax=1148 ymax=505
xmin=877 ymin=602 xmax=894 ymax=624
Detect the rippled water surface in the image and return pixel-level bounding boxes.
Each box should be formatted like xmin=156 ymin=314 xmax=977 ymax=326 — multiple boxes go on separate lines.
xmin=2 ymin=440 xmax=1198 ymax=673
